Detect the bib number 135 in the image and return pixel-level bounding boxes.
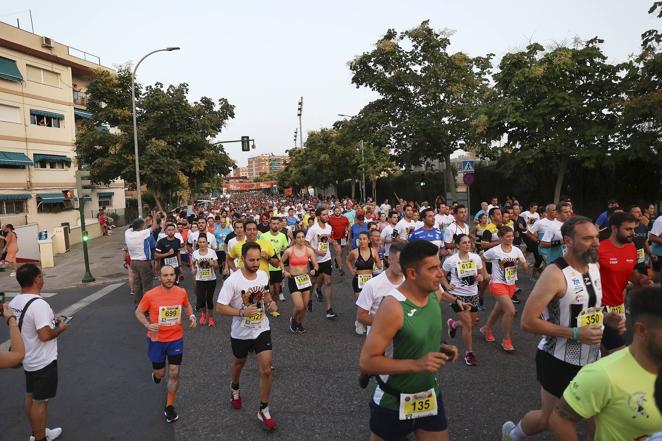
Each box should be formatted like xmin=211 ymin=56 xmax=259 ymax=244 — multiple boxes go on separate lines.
xmin=399 ymin=388 xmax=438 ymax=420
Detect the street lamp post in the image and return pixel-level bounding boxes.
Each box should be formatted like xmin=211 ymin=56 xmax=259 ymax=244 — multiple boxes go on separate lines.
xmin=131 ymin=47 xmax=180 ymax=217
xmin=338 ymin=113 xmax=366 ymax=202
xmin=297 ymin=97 xmax=304 ymax=148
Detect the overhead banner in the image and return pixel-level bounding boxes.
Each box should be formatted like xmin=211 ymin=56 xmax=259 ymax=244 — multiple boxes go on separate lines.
xmin=223 ymin=181 xmax=277 ymax=192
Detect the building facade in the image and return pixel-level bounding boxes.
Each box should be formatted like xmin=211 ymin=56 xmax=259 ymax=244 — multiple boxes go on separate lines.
xmin=246 ymin=153 xmax=288 ymax=180
xmin=0 ymin=21 xmax=125 ymax=232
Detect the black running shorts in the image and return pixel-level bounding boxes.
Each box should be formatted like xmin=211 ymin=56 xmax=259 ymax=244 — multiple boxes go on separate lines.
xmin=535 ymin=349 xmax=581 ymax=398
xmin=25 ymin=360 xmax=58 ymax=401
xmin=369 ymin=393 xmax=448 ymax=440
xmin=231 ymin=330 xmax=272 ymax=359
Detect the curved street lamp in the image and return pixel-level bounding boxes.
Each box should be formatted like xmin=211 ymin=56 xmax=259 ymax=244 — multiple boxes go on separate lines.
xmin=131 ymin=47 xmax=180 ymax=216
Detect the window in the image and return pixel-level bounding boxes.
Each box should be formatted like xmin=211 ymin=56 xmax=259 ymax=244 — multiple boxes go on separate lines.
xmin=0 ymin=199 xmax=27 ymax=215
xmin=35 ymin=160 xmax=68 ymax=169
xmin=37 ymin=200 xmax=73 ymax=213
xmin=30 ymin=113 xmax=61 ymax=128
xmin=98 ymin=197 xmax=112 ymax=208
xmin=26 ymin=65 xmax=60 ymax=87
xmin=0 ymin=104 xmax=20 ymax=123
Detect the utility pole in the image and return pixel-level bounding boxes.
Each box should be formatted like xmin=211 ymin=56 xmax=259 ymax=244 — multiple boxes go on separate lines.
xmin=75 ymin=169 xmax=95 ymax=283
xmin=297 ymin=97 xmax=304 ymax=148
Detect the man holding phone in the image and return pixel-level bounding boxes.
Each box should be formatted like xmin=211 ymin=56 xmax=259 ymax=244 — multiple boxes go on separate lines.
xmin=8 ymin=264 xmax=66 ymax=441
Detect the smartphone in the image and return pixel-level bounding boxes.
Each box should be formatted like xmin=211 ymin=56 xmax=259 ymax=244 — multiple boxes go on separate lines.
xmin=60 ymin=315 xmax=73 ymax=325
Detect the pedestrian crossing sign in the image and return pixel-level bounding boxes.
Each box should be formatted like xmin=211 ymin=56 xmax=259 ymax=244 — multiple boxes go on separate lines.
xmin=461 ymin=160 xmax=474 ymax=173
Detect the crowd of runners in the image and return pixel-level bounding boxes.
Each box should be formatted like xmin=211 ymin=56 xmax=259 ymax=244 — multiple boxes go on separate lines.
xmin=120 ymin=192 xmax=662 ymax=440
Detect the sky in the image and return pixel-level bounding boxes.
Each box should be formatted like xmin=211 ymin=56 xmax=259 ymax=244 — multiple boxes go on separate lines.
xmin=4 ymin=1 xmax=658 ymax=166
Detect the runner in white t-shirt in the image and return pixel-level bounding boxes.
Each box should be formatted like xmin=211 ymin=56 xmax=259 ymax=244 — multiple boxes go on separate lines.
xmin=216 ymin=241 xmax=278 ymax=431
xmin=305 ymin=208 xmax=338 ymax=318
xmin=394 ymin=205 xmax=417 ymax=241
xmin=191 ymin=235 xmax=219 ymax=326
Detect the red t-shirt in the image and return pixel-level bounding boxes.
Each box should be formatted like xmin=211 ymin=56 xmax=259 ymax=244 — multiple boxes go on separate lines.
xmin=598 ymin=239 xmax=637 ymax=306
xmin=138 ymin=285 xmax=190 ymax=342
xmin=327 ymin=214 xmax=350 ymax=241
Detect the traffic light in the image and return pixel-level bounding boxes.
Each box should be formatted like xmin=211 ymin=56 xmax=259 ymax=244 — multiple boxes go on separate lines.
xmin=75 ymin=169 xmax=93 ymax=198
xmin=241 ymin=136 xmax=250 ymax=152
xmin=82 ymin=231 xmax=89 ymax=242
xmin=62 ymin=190 xmax=73 ymax=200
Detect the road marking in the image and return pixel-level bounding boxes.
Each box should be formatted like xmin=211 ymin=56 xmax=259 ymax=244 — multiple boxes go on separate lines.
xmin=0 ymin=282 xmax=124 ymax=351
xmin=5 ymin=292 xmax=58 ymax=299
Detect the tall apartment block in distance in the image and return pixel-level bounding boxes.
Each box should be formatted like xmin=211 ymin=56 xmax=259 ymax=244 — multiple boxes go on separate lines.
xmin=246 ymin=153 xmax=288 ymax=180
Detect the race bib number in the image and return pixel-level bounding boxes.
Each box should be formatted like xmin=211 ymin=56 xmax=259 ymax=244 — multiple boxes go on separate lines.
xmin=240 ymin=309 xmax=264 ymax=329
xmin=294 ymin=274 xmax=312 ymax=290
xmin=358 ymin=274 xmax=372 ymax=289
xmin=577 ymin=307 xmax=604 ymax=328
xmin=399 ymin=388 xmax=438 ymax=421
xmin=607 ymin=304 xmax=625 ymax=316
xmin=637 ymin=248 xmax=645 ymax=264
xmin=340 ymin=238 xmax=347 ymax=246
xmin=158 ymin=305 xmax=181 ymax=327
xmin=504 ymin=266 xmax=517 ymax=283
xmin=199 ymin=268 xmax=212 ymax=279
xmin=164 ymin=256 xmax=179 ymax=268
xmin=457 ymin=261 xmax=477 ymax=278
xmin=318 ymin=242 xmax=329 ymax=253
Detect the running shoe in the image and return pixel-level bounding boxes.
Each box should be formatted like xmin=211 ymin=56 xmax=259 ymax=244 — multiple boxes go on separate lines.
xmin=338 ymin=267 xmax=345 ymax=276
xmin=270 ymin=311 xmax=281 ymax=318
xmin=477 ymin=305 xmax=487 ymax=311
xmin=289 ymin=317 xmax=297 ymax=333
xmin=355 ymin=320 xmax=366 ymax=335
xmin=502 ymin=421 xmax=516 ymax=441
xmin=326 ymin=308 xmax=338 ymax=319
xmin=257 ymin=407 xmax=277 ymax=430
xmin=464 ymin=351 xmax=477 ymax=366
xmin=208 ymin=317 xmax=215 ymax=327
xmin=230 ymin=388 xmax=242 ymax=410
xmin=279 ymin=293 xmax=285 ymax=302
xmin=479 ymin=325 xmax=495 ymax=342
xmin=447 ymin=319 xmax=457 ymax=339
xmin=151 ymin=372 xmax=162 ymax=384
xmin=9 ymin=272 xmax=15 ymax=277
xmin=512 ymin=293 xmax=521 ymax=304
xmin=296 ymin=322 xmax=306 ymax=333
xmin=307 ymin=299 xmax=313 ymax=312
xmin=316 ymin=288 xmax=324 ymax=303
xmin=501 ymin=338 xmax=515 ymax=352
xmin=164 ymin=405 xmax=179 ymax=423
xmin=29 ymin=427 xmax=62 ymax=441
xmin=200 ymin=311 xmax=207 ymax=325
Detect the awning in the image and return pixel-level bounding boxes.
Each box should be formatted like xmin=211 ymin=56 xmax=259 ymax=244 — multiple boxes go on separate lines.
xmin=74 ymin=196 xmax=92 ymax=203
xmin=97 ymin=191 xmax=114 ymax=198
xmin=30 ymin=109 xmax=65 ymax=120
xmin=33 ymin=154 xmax=72 ymax=165
xmin=0 ymin=151 xmax=33 ymax=167
xmin=0 ymin=194 xmax=31 ymax=201
xmin=0 ymin=56 xmax=23 ymax=83
xmin=37 ymin=193 xmax=66 ymax=204
xmin=74 ymin=109 xmax=92 ymax=119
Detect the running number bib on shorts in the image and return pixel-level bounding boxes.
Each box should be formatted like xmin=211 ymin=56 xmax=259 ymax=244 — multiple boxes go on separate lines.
xmin=457 ymin=261 xmax=477 ymax=278
xmin=158 ymin=305 xmax=181 ymax=327
xmin=357 ymin=274 xmax=372 ymax=289
xmin=294 ymin=274 xmax=312 ymax=290
xmin=318 ymin=242 xmax=329 ymax=253
xmin=577 ymin=307 xmax=604 ymax=328
xmin=399 ymin=388 xmax=438 ymax=421
xmin=164 ymin=256 xmax=179 ymax=268
xmin=637 ymin=248 xmax=645 ymax=264
xmin=240 ymin=309 xmax=264 ymax=329
xmin=504 ymin=266 xmax=517 ymax=284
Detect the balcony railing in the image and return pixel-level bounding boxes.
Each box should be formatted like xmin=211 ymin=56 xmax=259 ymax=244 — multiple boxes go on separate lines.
xmin=73 ymin=90 xmax=89 ymax=106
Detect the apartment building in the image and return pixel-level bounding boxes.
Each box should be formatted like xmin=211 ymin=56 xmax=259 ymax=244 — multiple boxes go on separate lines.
xmin=0 ymin=21 xmax=125 ymax=231
xmin=246 ymin=153 xmax=288 ymax=180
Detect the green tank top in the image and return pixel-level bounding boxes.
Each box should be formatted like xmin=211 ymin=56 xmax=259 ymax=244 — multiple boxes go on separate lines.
xmin=373 ymin=292 xmax=442 ymax=410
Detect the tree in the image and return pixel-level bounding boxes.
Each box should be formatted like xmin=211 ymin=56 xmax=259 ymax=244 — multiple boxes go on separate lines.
xmin=75 ymin=67 xmax=235 ymax=212
xmin=348 ymin=21 xmax=493 ymax=199
xmin=478 ymin=39 xmax=624 ymax=203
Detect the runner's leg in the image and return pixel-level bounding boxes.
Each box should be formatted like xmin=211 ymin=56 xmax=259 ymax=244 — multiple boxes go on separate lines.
xmin=322 ymin=274 xmax=333 ymax=311
xmin=256 ymin=350 xmax=273 ymax=404
xmin=516 ymin=388 xmax=559 ymax=437
xmin=456 ymin=309 xmax=473 ymax=353
xmin=495 ymin=295 xmax=516 ymax=341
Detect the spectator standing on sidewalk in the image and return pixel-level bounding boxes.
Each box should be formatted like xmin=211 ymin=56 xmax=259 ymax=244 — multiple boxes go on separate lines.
xmin=125 ymin=218 xmax=157 ymax=304
xmin=8 ymin=264 xmax=67 ymax=441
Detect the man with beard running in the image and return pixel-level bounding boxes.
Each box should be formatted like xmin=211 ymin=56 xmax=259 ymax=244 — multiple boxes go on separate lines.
xmin=501 ymin=216 xmax=625 ymax=441
xmin=598 ymin=211 xmax=654 ymax=355
xmin=264 ymin=218 xmax=289 ymax=304
xmin=306 ymin=208 xmax=338 ymax=318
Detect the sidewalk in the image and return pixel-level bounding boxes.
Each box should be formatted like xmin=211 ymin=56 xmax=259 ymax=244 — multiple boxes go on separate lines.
xmin=0 ymin=227 xmax=130 ymax=292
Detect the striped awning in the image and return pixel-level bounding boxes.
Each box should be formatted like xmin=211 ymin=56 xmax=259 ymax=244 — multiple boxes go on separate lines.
xmin=33 ymin=154 xmax=72 ymax=164
xmin=0 ymin=193 xmax=31 ymax=200
xmin=0 ymin=57 xmax=23 ymax=83
xmin=74 ymin=109 xmax=92 ymax=119
xmin=37 ymin=193 xmax=66 ymax=204
xmin=97 ymin=191 xmax=114 ymax=198
xmin=0 ymin=151 xmax=33 ymax=167
xmin=30 ymin=109 xmax=65 ymax=120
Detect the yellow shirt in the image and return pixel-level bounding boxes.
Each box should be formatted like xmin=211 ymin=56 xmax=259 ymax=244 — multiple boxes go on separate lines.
xmin=229 ymin=238 xmax=276 ymax=274
xmin=563 ymin=347 xmax=662 ymax=441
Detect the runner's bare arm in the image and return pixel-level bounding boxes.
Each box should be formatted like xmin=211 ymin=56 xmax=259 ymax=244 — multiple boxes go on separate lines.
xmin=308 ymin=249 xmax=319 ymax=272
xmin=356 ymin=306 xmax=372 ymax=326
xmin=520 ymin=266 xmax=573 ymax=338
xmin=549 ymin=398 xmax=582 ymax=441
xmin=346 ymin=249 xmax=358 ymax=276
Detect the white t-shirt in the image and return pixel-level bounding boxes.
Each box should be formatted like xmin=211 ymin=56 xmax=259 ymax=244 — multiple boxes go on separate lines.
xmin=521 ymin=211 xmax=541 ymax=232
xmin=435 ymin=214 xmax=454 ymax=232
xmin=442 ymin=253 xmax=483 ymax=297
xmin=395 ymin=218 xmax=417 ymax=240
xmin=125 ymin=228 xmax=152 ymax=260
xmin=380 ymin=224 xmax=397 ymax=256
xmin=355 ymin=276 xmax=406 ymax=334
xmin=483 ymin=245 xmax=525 ymax=285
xmin=379 ymin=203 xmax=391 ymax=214
xmin=187 ymin=230 xmax=218 ymax=251
xmin=541 ymin=219 xmax=563 ymax=243
xmin=529 ymin=217 xmax=554 ymax=239
xmin=217 ymin=269 xmax=270 ymax=340
xmin=306 ymin=222 xmax=333 ymax=263
xmin=8 ymin=294 xmax=58 ymax=372
xmin=443 ymin=222 xmax=471 ymax=247
xmin=192 ymin=249 xmax=218 ymax=281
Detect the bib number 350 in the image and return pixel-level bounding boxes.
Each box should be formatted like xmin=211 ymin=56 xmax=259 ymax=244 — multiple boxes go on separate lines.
xmin=399 ymin=388 xmax=438 ymax=421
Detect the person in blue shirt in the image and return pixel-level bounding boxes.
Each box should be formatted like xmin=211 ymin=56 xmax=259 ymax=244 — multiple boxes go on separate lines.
xmin=410 ymin=208 xmax=444 ymax=251
xmin=286 ymin=208 xmax=300 ymax=227
xmin=473 ymin=201 xmax=489 ymax=224
xmin=595 ymin=198 xmax=619 ymax=229
xmin=349 ymin=211 xmax=369 ymax=249
xmin=344 ymin=202 xmax=357 ymax=224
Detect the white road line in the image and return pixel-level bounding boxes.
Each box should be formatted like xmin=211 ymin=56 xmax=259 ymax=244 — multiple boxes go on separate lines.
xmin=5 ymin=292 xmax=58 ymax=298
xmin=0 ymin=282 xmax=124 ymax=351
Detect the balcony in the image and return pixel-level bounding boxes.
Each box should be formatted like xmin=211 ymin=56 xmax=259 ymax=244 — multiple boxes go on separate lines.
xmin=73 ymin=90 xmax=89 ymax=107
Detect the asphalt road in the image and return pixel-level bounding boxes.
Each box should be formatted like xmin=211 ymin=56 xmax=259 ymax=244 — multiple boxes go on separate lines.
xmin=0 ymin=261 xmax=568 ymax=441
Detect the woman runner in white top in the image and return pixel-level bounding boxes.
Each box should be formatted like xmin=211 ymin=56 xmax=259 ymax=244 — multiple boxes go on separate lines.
xmin=441 ymin=234 xmax=489 ymax=366
xmin=281 ymin=230 xmax=319 ymax=334
xmin=191 ymin=234 xmax=219 ymax=327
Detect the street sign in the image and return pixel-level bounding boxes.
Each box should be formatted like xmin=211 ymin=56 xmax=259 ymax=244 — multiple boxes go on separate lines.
xmin=463 ymin=173 xmax=475 ymax=186
xmin=461 ymin=160 xmax=474 ymax=173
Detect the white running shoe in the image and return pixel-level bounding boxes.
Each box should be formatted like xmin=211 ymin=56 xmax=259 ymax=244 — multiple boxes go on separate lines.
xmin=29 ymin=427 xmax=62 ymax=441
xmin=279 ymin=293 xmax=285 ymax=301
xmin=354 ymin=320 xmax=366 ymax=335
xmin=502 ymin=421 xmax=516 ymax=441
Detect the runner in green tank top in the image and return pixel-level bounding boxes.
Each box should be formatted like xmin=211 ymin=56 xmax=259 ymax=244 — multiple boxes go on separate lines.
xmin=360 ymin=240 xmax=468 ymax=441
